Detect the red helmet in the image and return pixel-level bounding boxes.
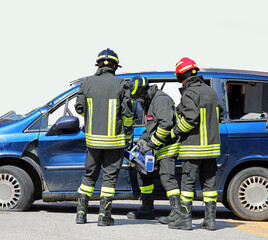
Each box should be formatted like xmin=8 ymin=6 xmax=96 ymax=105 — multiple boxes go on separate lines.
xmin=175 ymin=57 xmax=200 ymax=75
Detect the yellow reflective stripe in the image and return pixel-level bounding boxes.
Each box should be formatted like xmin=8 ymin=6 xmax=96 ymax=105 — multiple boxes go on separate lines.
xmin=200 ymin=108 xmax=208 ymax=146
xmin=157 ymin=127 xmax=170 ymax=135
xmin=203 ymin=197 xmax=217 ymax=202
xmin=179 ymin=151 xmax=221 ymax=157
xmin=203 ymin=191 xmax=217 ymax=197
xmin=122 ymin=115 xmax=133 ymax=127
xmin=181 ymin=191 xmax=194 ymax=198
xmin=177 ymin=119 xmax=188 ymax=132
xmin=86 ymin=139 xmax=126 ymax=147
xmin=181 ymin=117 xmax=195 ymax=131
xmin=174 ymin=109 xmax=179 ymax=122
xmin=86 ymin=133 xmax=128 ymax=140
xmin=131 ymin=79 xmax=139 ymax=95
xmin=100 ymin=187 xmax=115 ymax=197
xmin=142 ymin=77 xmax=146 ymax=86
xmin=166 ymin=189 xmax=180 ymax=198
xmin=78 ymin=184 xmax=94 ymax=197
xmin=216 ymin=107 xmax=220 ymax=124
xmin=181 ymin=195 xmax=193 ymax=202
xmin=151 ymin=135 xmax=162 ymax=146
xmin=108 ymin=99 xmax=117 ymax=136
xmin=155 ymin=143 xmax=180 ymax=159
xmin=170 ymin=129 xmax=176 ymax=138
xmin=180 ymin=144 xmax=220 ymax=150
xmin=97 ymin=55 xmax=118 ymax=62
xmin=140 ymin=184 xmax=154 ymax=194
xmin=179 ymin=64 xmax=194 ymax=73
xmin=80 ymin=113 xmax=84 ymax=117
xmin=87 ymin=98 xmax=93 ymax=134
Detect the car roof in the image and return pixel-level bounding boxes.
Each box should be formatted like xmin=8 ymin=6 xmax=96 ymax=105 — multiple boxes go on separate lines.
xmin=117 ymin=68 xmax=268 ymax=81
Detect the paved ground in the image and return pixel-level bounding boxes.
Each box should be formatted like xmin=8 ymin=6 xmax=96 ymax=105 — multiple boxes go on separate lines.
xmin=0 ymin=200 xmax=267 ymax=240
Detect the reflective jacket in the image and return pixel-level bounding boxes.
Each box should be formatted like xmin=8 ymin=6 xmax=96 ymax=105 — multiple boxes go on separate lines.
xmin=173 ymin=75 xmax=223 ymax=160
xmin=140 ymin=85 xmax=180 ymax=160
xmin=75 ymin=67 xmax=133 ymax=149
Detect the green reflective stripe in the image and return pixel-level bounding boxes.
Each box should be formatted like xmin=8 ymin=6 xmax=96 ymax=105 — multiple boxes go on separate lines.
xmin=203 ymin=191 xmax=217 ymax=197
xmin=78 ymin=184 xmax=94 ymax=197
xmin=108 ymin=99 xmax=117 ymax=136
xmin=203 ymin=197 xmax=217 ymax=202
xmin=87 ymin=98 xmax=93 ymax=134
xmin=170 ymin=129 xmax=176 ymax=138
xmin=166 ymin=189 xmax=180 ymax=198
xmin=155 ymin=143 xmax=180 ymax=159
xmin=77 ymin=210 xmax=85 ymax=214
xmin=181 ymin=117 xmax=195 ymax=131
xmin=177 ymin=119 xmax=188 ymax=132
xmin=180 ymin=144 xmax=220 ymax=150
xmin=181 ymin=191 xmax=194 ymax=198
xmin=122 ymin=115 xmax=133 ymax=127
xmin=131 ymin=79 xmax=139 ymax=95
xmin=200 ymin=108 xmax=208 ymax=146
xmin=180 ymin=195 xmax=193 ymax=202
xmin=216 ymin=107 xmax=220 ymax=124
xmin=101 ymin=187 xmax=115 ymax=194
xmin=179 ymin=144 xmax=220 ymax=158
xmin=86 ymin=133 xmax=128 ymax=140
xmin=100 ymin=187 xmax=115 ymax=197
xmin=179 ymin=151 xmax=220 ymax=157
xmin=99 ymin=213 xmax=105 ymax=216
xmin=140 ymin=184 xmax=154 ymax=194
xmin=151 ymin=135 xmax=162 ymax=146
xmin=97 ymin=55 xmax=118 ymax=62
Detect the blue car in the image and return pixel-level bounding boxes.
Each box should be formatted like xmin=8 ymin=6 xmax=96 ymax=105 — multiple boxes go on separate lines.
xmin=0 ymin=69 xmax=267 ymax=221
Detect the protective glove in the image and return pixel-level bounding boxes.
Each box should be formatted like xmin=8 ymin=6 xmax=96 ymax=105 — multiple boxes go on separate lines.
xmin=141 ymin=143 xmax=153 ymax=155
xmin=136 ymin=138 xmax=147 ymax=150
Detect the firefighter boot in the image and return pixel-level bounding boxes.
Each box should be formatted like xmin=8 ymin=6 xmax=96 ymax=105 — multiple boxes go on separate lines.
xmin=76 ymin=194 xmax=89 ymax=224
xmin=127 ymin=194 xmax=155 ymax=220
xmin=168 ymin=201 xmax=192 ymax=230
xmin=200 ymin=201 xmax=216 ymax=230
xmin=97 ymin=196 xmax=114 ymax=226
xmin=159 ymin=195 xmax=181 ymax=224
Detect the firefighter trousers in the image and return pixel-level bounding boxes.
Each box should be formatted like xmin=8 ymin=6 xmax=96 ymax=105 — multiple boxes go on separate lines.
xmin=81 ymin=147 xmax=124 ymax=189
xmin=137 ymin=156 xmax=180 ymax=194
xmin=180 ymin=158 xmax=217 ymax=202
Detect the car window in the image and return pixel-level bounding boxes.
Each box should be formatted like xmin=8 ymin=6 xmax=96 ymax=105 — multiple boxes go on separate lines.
xmin=226 ymin=80 xmax=268 ymax=120
xmin=42 ymin=96 xmax=84 ymax=130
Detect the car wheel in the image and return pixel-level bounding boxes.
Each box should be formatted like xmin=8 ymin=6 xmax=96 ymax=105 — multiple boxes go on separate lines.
xmin=221 ymin=200 xmax=231 ymax=210
xmin=0 ymin=165 xmax=34 ymax=211
xmin=227 ymin=167 xmax=268 ymax=221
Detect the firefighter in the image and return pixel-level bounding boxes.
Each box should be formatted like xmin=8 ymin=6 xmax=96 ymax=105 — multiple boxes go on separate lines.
xmin=75 ymin=48 xmax=133 ymax=226
xmin=127 ymin=76 xmax=181 ymax=224
xmin=168 ymin=57 xmax=223 ymax=230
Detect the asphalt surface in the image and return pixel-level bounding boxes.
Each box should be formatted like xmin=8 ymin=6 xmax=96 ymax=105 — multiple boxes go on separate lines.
xmin=0 ymin=200 xmax=267 ymax=240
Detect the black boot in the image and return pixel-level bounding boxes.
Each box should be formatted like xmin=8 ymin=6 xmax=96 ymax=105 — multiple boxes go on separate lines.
xmin=200 ymin=201 xmax=216 ymax=230
xmin=97 ymin=196 xmax=114 ymax=226
xmin=76 ymin=194 xmax=89 ymax=224
xmin=127 ymin=194 xmax=155 ymax=220
xmin=168 ymin=201 xmax=192 ymax=230
xmin=159 ymin=195 xmax=181 ymax=224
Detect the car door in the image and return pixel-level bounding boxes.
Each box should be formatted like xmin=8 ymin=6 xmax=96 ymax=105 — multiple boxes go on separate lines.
xmin=37 ymin=94 xmax=132 ymax=193
xmin=223 ymin=79 xmax=268 ymax=166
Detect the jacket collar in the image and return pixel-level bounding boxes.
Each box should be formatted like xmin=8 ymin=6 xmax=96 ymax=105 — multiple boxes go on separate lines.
xmin=95 ymin=67 xmax=116 ymax=76
xmin=147 ymin=84 xmax=158 ymax=100
xmin=179 ymin=75 xmax=204 ymax=93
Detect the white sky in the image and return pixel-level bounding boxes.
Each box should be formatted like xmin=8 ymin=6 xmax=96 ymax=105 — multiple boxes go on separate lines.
xmin=1 ymin=0 xmax=268 ymax=116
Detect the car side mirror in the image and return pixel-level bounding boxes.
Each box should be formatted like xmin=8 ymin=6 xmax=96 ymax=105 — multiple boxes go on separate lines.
xmin=46 ymin=116 xmax=80 ymax=136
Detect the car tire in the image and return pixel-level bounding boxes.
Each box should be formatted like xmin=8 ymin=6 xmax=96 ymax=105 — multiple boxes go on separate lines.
xmin=227 ymin=167 xmax=268 ymax=221
xmin=0 ymin=165 xmax=34 ymax=211
xmin=221 ymin=200 xmax=231 ymax=210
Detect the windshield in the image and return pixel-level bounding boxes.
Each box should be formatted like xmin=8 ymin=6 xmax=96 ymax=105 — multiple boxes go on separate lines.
xmin=0 ymin=108 xmax=41 ymax=122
